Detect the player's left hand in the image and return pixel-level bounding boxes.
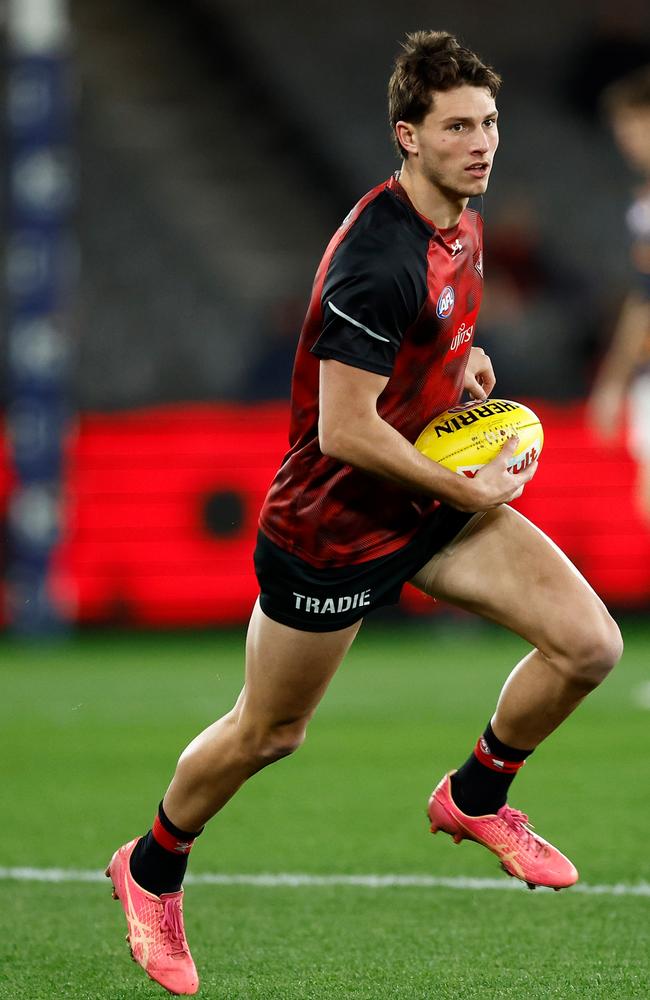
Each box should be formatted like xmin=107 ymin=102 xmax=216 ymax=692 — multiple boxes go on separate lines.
xmin=464 ymin=346 xmax=495 ymax=401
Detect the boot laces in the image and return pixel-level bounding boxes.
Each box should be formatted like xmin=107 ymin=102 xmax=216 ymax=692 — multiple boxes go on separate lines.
xmin=160 ymin=896 xmax=188 ymax=957
xmin=497 ymin=805 xmax=548 ymax=856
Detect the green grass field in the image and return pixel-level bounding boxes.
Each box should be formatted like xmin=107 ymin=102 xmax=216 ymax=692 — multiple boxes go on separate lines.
xmin=2 ymin=619 xmax=649 ymax=999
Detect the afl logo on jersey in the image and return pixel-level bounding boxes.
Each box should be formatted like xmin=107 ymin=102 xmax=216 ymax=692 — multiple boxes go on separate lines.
xmin=436 ymin=285 xmax=455 ymax=319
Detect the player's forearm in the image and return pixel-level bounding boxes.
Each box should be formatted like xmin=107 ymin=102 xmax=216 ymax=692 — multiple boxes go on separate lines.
xmin=320 ymin=412 xmax=475 ymax=509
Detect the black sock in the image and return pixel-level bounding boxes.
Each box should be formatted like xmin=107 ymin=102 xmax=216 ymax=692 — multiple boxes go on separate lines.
xmin=129 ymin=802 xmax=203 ymax=896
xmin=450 ymin=721 xmax=533 ymax=816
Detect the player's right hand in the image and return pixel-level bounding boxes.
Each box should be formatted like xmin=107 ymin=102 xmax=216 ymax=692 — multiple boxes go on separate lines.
xmin=455 ymin=436 xmax=538 ymax=511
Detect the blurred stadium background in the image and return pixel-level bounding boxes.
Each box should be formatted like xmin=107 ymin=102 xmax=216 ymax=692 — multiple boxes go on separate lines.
xmin=2 ymin=3 xmax=650 ymax=998
xmin=2 ymin=0 xmax=650 ymax=633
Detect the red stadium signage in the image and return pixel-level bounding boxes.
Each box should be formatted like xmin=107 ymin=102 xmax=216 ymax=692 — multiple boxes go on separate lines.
xmin=1 ymin=401 xmax=648 ymax=626
xmin=51 ymin=404 xmax=289 ymax=625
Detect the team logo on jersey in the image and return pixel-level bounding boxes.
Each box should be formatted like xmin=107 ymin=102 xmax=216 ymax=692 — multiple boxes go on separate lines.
xmin=436 ymin=285 xmax=455 ymax=319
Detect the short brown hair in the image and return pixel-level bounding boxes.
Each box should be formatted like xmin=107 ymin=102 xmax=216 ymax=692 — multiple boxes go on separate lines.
xmin=388 ymin=30 xmax=502 ymax=158
xmin=602 ymin=65 xmax=650 ymax=116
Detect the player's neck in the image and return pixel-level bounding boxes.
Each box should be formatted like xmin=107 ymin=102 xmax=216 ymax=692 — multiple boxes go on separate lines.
xmin=398 ymin=164 xmax=467 ymax=230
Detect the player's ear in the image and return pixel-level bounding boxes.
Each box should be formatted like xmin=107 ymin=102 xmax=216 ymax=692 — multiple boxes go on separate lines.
xmin=395 ymin=120 xmax=418 ymax=157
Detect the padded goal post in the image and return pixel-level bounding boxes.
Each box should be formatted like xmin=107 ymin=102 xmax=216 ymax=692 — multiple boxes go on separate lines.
xmin=5 ymin=0 xmax=76 ymax=633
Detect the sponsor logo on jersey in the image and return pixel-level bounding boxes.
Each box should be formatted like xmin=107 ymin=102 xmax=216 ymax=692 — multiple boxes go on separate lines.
xmin=474 ymin=248 xmax=483 ymax=277
xmin=450 ymin=322 xmax=474 ymax=352
xmin=292 ymin=589 xmax=371 ymax=614
xmin=436 ymin=285 xmax=455 ymax=319
xmin=449 ymin=238 xmax=464 ymax=256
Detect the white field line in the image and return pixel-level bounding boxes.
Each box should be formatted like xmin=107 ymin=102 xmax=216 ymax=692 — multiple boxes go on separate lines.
xmin=1 ymin=867 xmax=650 ymax=897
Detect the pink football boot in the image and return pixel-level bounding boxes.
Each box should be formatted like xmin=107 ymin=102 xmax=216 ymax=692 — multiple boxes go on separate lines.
xmin=428 ymin=773 xmax=578 ymax=890
xmin=106 ymin=839 xmax=199 ymax=995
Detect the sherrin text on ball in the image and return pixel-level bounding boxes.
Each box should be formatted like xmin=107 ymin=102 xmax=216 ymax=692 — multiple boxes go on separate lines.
xmin=414 ymin=399 xmax=543 ymax=478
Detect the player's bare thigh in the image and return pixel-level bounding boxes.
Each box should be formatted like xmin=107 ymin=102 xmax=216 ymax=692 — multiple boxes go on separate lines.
xmin=235 ymin=598 xmax=362 ymax=740
xmin=410 ymin=505 xmax=620 ymax=667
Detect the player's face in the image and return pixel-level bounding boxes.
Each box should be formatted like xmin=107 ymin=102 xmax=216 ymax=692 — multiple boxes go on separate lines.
xmin=409 ymin=86 xmax=499 ymax=198
xmin=611 ymin=107 xmax=650 ymax=176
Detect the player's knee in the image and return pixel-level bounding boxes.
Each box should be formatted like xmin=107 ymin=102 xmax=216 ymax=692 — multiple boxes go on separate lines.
xmin=562 ymin=611 xmax=623 ymax=687
xmin=259 ymin=721 xmax=307 ymax=763
xmin=240 ymin=717 xmax=308 ymax=766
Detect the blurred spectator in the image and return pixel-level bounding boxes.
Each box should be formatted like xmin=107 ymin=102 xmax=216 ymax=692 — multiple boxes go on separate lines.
xmin=240 ymin=297 xmax=305 ymax=401
xmin=564 ymin=5 xmax=650 ymax=117
xmin=588 ymin=66 xmax=650 ymax=521
xmin=478 ymin=194 xmax=595 ymax=399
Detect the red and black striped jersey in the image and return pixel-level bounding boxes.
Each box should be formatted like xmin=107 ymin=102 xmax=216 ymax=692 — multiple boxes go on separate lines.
xmin=259 ymin=173 xmax=484 ymax=567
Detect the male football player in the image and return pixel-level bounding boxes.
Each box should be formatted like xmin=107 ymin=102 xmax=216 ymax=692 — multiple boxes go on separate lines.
xmin=107 ymin=31 xmax=623 ymax=994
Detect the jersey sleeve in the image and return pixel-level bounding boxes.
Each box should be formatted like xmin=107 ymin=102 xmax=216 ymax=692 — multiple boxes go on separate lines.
xmin=311 ymin=214 xmax=428 ymax=377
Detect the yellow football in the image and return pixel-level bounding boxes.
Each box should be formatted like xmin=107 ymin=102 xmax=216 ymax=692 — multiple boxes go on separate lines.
xmin=414 ymin=399 xmax=543 ymax=478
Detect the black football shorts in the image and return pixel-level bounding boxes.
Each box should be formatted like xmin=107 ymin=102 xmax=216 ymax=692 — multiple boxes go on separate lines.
xmin=254 ymin=505 xmax=476 ymax=633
